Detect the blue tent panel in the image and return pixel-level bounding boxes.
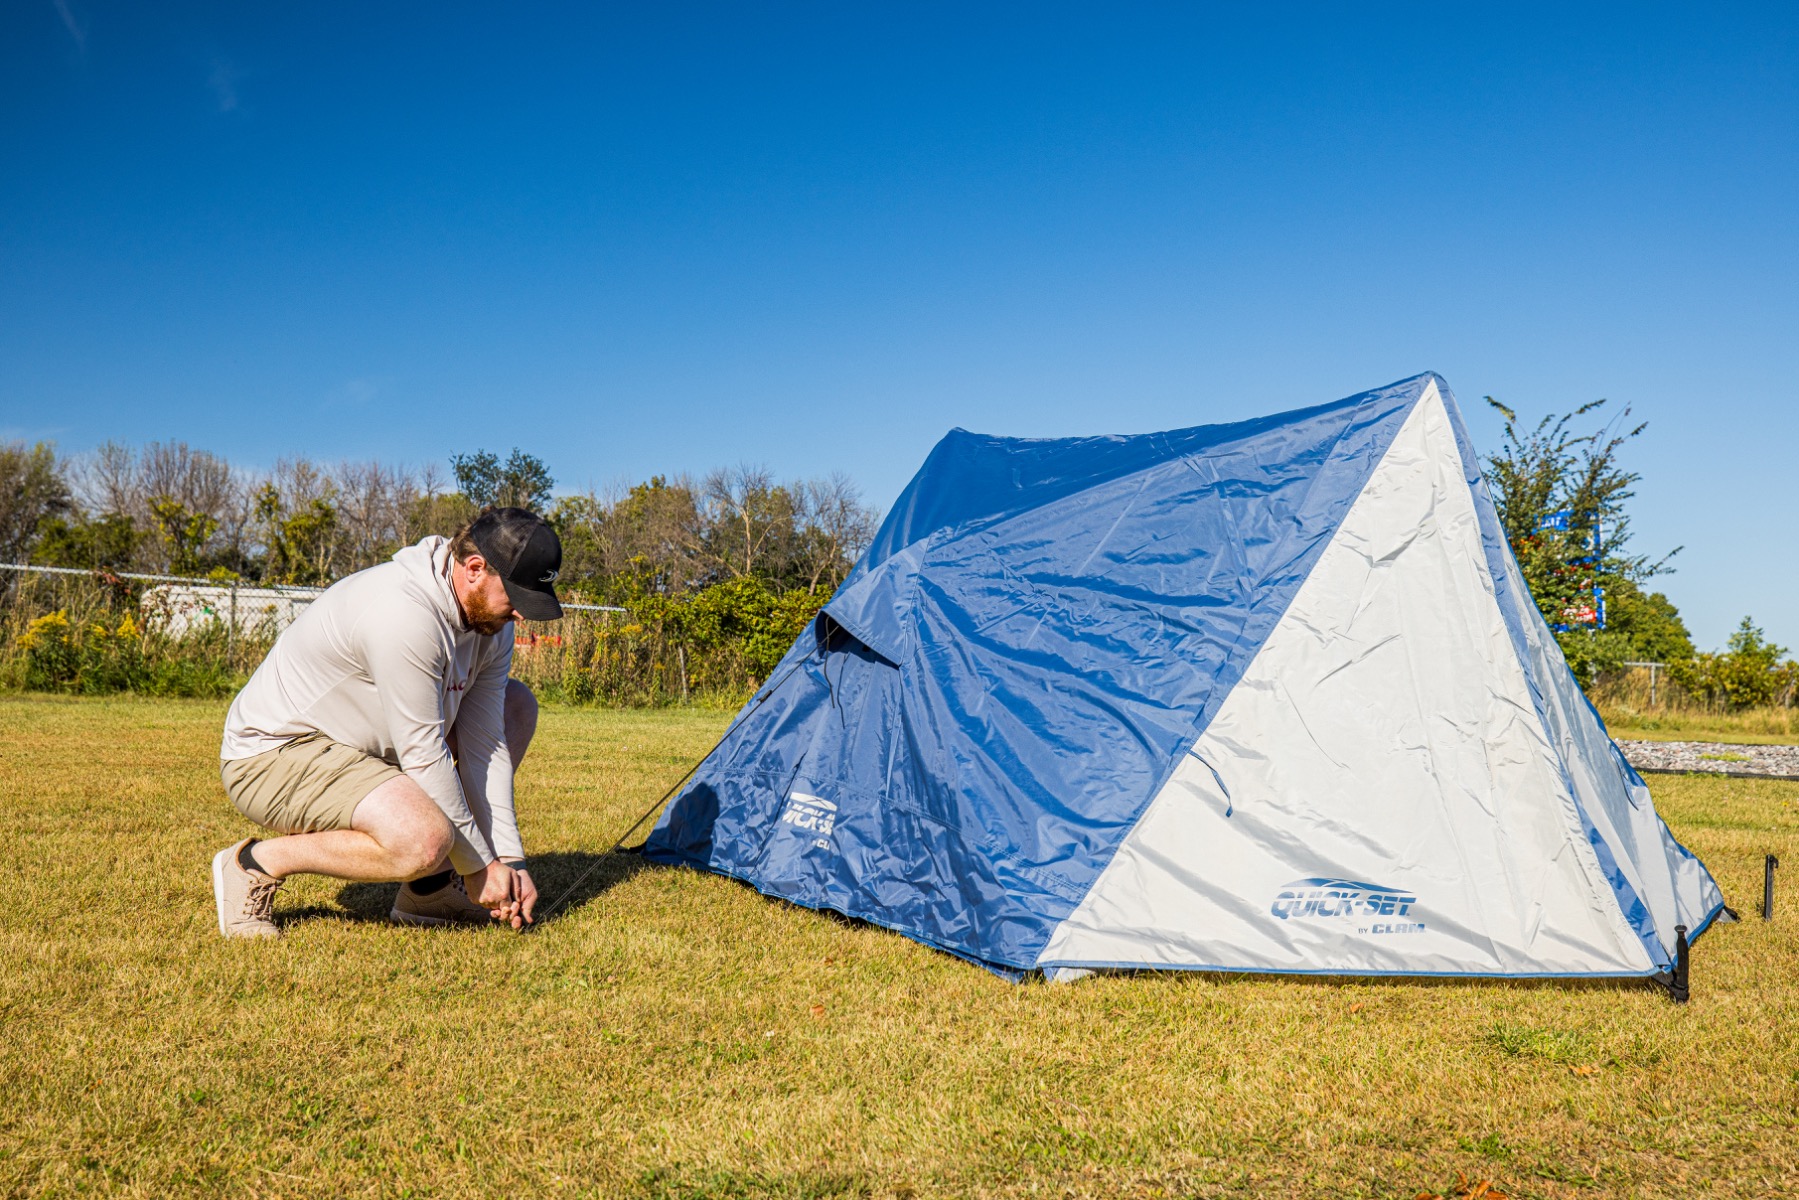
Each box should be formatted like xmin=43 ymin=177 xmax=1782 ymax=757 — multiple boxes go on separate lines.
xmin=643 ymin=373 xmax=1725 ymax=979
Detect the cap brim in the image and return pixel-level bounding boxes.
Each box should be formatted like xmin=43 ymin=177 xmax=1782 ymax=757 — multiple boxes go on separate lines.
xmin=503 ymin=579 xmax=563 ymax=621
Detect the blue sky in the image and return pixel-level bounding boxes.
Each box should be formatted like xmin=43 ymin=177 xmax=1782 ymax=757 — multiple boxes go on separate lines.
xmin=2 ymin=3 xmax=1794 ymax=650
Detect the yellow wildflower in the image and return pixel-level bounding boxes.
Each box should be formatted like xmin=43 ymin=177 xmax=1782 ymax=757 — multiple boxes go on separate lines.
xmin=18 ymin=610 xmax=71 ymax=652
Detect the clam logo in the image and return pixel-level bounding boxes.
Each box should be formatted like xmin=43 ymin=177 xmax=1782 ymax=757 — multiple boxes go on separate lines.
xmin=1270 ymin=877 xmax=1423 ymax=933
xmin=780 ymin=791 xmax=836 ymax=850
xmin=539 ymin=568 xmax=559 ymax=582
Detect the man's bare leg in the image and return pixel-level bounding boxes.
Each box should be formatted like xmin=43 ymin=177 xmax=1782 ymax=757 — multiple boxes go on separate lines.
xmin=250 ymin=775 xmax=454 ymax=882
xmin=237 ymin=680 xmax=538 ymax=929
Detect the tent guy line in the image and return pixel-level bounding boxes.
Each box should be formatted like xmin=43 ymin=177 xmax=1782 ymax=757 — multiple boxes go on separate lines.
xmin=537 ymin=648 xmax=819 ymax=922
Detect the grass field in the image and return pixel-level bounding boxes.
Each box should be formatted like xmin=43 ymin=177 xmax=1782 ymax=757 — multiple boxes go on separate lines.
xmin=1597 ymin=705 xmax=1799 ymax=747
xmin=2 ymin=695 xmax=1795 ymax=1199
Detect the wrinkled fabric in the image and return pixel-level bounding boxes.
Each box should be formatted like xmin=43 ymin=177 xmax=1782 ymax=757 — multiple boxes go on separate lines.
xmin=1038 ymin=382 xmax=1721 ymax=977
xmin=646 ymin=377 xmax=1426 ymax=971
xmin=643 ymin=373 xmax=1724 ymax=978
xmin=1438 ymin=394 xmax=1725 ymax=966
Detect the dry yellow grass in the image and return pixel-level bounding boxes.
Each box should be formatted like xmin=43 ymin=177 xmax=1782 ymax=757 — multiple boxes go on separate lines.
xmin=1 ymin=694 xmax=1794 ymax=1199
xmin=1597 ymin=704 xmax=1799 ymax=746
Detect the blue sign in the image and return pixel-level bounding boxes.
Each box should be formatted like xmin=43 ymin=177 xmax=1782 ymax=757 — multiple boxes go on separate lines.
xmin=1538 ymin=510 xmax=1606 ymax=632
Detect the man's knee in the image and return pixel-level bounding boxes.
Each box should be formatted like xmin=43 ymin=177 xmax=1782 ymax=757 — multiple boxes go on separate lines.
xmin=353 ymin=776 xmax=456 ymax=878
xmin=399 ymin=818 xmax=456 ymax=879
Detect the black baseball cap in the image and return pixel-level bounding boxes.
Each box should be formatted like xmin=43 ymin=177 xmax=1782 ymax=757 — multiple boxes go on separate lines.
xmin=466 ymin=507 xmax=563 ymax=621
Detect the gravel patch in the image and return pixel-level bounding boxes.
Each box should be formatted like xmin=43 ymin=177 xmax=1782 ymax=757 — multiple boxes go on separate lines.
xmin=1618 ymin=739 xmax=1799 ymax=780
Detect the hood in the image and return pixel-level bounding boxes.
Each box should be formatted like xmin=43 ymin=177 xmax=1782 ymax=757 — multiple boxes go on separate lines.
xmin=393 ymin=535 xmax=470 ymax=632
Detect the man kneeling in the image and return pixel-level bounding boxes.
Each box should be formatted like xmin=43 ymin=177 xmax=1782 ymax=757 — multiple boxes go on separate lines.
xmin=211 ymin=507 xmax=563 ymax=938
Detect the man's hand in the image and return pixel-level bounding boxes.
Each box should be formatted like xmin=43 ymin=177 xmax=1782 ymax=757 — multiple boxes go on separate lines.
xmin=463 ymin=860 xmax=535 ymax=930
xmin=510 ymin=866 xmax=538 ymax=929
xmin=465 ymin=861 xmax=518 ymax=924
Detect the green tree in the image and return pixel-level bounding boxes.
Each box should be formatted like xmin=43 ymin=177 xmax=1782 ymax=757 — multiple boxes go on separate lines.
xmin=795 ymin=473 xmax=878 ymax=594
xmin=1483 ymin=398 xmax=1676 ymax=680
xmin=1598 ymin=578 xmax=1694 ymax=664
xmin=405 ymin=479 xmax=477 ymax=542
xmin=0 ymin=441 xmax=71 ymax=563
xmin=450 ymin=448 xmax=555 ymax=512
xmin=550 ymin=476 xmax=707 ymax=599
xmin=1670 ymin=619 xmax=1799 ymax=711
xmin=698 ymin=465 xmax=802 ymax=584
xmin=32 ymin=512 xmax=142 ymax=570
xmin=254 ymin=483 xmax=341 ymax=585
xmin=148 ymin=498 xmax=219 ymax=577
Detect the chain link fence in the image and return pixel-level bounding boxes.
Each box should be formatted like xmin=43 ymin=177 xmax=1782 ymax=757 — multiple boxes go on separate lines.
xmin=1 ymin=562 xmax=785 ymax=706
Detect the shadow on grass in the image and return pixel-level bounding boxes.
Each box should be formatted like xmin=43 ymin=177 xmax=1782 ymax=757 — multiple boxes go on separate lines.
xmin=275 ymin=850 xmax=652 ymax=931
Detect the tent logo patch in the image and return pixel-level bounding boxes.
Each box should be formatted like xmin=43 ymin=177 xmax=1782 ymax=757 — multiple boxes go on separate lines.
xmin=781 ymin=791 xmax=837 ymax=849
xmin=1270 ymin=878 xmax=1424 ymax=933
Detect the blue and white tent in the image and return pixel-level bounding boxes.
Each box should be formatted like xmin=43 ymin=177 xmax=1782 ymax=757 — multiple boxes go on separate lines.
xmin=643 ymin=373 xmax=1727 ymax=982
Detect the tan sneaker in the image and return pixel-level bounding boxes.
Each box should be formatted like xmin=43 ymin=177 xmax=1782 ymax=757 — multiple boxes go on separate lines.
xmin=390 ymin=874 xmax=494 ymax=927
xmin=212 ymin=839 xmax=282 ymax=939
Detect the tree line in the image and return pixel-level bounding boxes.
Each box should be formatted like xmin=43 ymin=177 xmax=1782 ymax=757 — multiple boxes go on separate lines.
xmin=0 ymin=439 xmax=881 ymax=600
xmin=4 ymin=403 xmax=1793 ymax=711
xmin=0 ymin=437 xmax=884 ymax=704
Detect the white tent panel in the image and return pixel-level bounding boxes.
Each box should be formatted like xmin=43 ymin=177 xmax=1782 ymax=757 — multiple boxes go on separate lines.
xmin=1039 ymin=385 xmax=1655 ymax=975
xmin=1486 ymin=521 xmax=1724 ymax=959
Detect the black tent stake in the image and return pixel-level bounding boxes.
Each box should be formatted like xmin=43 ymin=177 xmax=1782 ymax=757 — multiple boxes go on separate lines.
xmin=1668 ymin=924 xmax=1690 ymax=1004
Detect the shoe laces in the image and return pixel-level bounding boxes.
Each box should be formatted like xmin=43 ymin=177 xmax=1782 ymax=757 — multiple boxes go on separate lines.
xmin=243 ymin=874 xmax=280 ymax=921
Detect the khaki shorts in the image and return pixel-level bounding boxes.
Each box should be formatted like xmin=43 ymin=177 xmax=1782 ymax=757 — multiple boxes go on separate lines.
xmin=221 ymin=734 xmax=405 ymax=835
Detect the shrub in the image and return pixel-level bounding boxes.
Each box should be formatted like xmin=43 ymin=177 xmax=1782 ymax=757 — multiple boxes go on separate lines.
xmin=12 ymin=605 xmax=245 ymax=698
xmin=1668 ymin=619 xmax=1799 ymax=711
xmin=2 ymin=574 xmax=259 ymax=699
xmin=17 ymin=610 xmax=81 ymax=690
xmin=508 ymin=576 xmax=830 ymax=708
xmin=5 ymin=562 xmax=831 ymax=708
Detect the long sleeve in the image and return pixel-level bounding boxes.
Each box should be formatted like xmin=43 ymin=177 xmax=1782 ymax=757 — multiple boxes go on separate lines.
xmin=453 ymin=633 xmax=523 ymax=861
xmin=356 ymin=612 xmax=495 ymax=874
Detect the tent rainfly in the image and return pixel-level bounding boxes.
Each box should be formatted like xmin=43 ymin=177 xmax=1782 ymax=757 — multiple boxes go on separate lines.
xmin=642 ymin=373 xmax=1729 ymax=992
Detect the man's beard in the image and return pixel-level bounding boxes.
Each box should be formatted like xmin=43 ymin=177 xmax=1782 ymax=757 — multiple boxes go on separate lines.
xmin=464 ymin=587 xmax=513 ymax=636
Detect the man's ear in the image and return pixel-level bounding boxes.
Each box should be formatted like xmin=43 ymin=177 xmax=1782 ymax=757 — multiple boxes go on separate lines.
xmin=459 ymin=553 xmax=489 ymax=579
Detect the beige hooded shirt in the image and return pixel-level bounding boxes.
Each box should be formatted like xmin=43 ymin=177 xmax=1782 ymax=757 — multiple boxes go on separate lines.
xmin=221 ymin=536 xmax=519 ymax=874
